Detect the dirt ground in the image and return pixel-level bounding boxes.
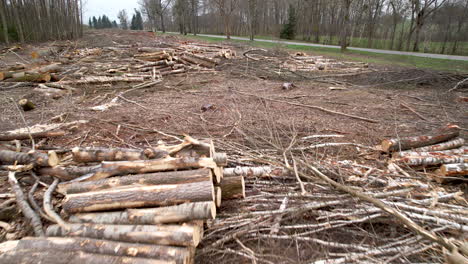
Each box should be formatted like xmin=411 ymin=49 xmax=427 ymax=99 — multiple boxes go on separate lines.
xmin=0 ymin=29 xmax=467 ymax=263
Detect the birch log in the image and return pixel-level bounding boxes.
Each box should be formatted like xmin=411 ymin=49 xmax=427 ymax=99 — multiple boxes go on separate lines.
xmin=394 ymin=147 xmax=468 ymax=158
xmin=398 ymin=138 xmax=465 ymax=153
xmin=393 ymin=154 xmax=468 ymax=167
xmin=0 ymin=150 xmax=59 ymax=167
xmin=62 ymin=180 xmax=214 ymax=213
xmin=223 ymin=166 xmax=287 ymax=177
xmin=68 ymin=201 xmax=216 ymax=225
xmin=0 ymin=249 xmax=173 ymax=264
xmin=437 ymin=163 xmax=468 ymax=177
xmin=46 ymin=223 xmax=201 ymax=247
xmin=58 ymin=168 xmax=212 ymax=194
xmin=381 ymin=124 xmax=460 ymax=152
xmin=0 ymin=237 xmax=190 ymax=264
xmin=218 ymin=176 xmax=245 ymax=200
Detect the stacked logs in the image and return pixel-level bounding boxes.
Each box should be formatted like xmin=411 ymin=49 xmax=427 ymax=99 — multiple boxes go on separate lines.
xmin=381 ymin=124 xmax=467 ymax=183
xmin=0 ymin=136 xmax=245 ymax=264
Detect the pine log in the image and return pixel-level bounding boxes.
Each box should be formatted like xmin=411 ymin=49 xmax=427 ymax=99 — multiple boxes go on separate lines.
xmin=398 ymin=138 xmax=465 ymax=153
xmin=181 ymin=55 xmax=215 ymax=68
xmin=5 ymin=73 xmax=51 ymax=82
xmin=46 ymin=223 xmax=201 ymax=247
xmin=394 ymin=147 xmax=468 ymax=158
xmin=18 ymin=99 xmax=35 ymax=111
xmin=381 ymin=124 xmax=460 ymax=152
xmin=0 ymin=150 xmax=59 ymax=167
xmin=0 ymin=130 xmax=65 ymax=141
xmin=437 ymin=163 xmax=468 ymax=177
xmin=38 ymin=165 xmax=101 ymax=181
xmin=215 ymin=187 xmax=222 ymax=207
xmin=0 ymin=249 xmax=172 ymax=264
xmin=58 ymin=168 xmax=212 ymax=194
xmin=392 ymin=154 xmax=468 ymax=167
xmin=0 ymin=237 xmax=190 ymax=264
xmin=218 ymin=176 xmax=245 ymax=200
xmin=72 ymin=146 xmax=168 ymax=163
xmin=63 ymin=180 xmax=214 ymax=213
xmin=68 ymin=201 xmax=216 ymax=225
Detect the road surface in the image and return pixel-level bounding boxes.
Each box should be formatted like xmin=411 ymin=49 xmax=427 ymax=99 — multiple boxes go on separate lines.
xmin=168 ymin=32 xmax=468 ymax=61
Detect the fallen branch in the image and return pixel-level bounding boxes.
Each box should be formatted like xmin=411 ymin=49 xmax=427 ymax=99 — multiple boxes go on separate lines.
xmin=43 ymin=178 xmax=70 ymax=230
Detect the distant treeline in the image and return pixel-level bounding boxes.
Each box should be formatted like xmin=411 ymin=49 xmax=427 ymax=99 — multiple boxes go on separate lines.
xmin=88 ymin=15 xmax=118 ymax=29
xmin=90 ymin=10 xmax=144 ymax=31
xmin=0 ymin=0 xmax=83 ymax=44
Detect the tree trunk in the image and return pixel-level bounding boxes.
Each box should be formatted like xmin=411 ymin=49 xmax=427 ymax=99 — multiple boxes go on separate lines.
xmin=340 ymin=0 xmax=351 ymax=52
xmin=397 ymin=138 xmax=465 ymax=153
xmin=0 ymin=249 xmax=172 ymax=264
xmin=393 ymin=154 xmax=467 ymax=167
xmin=68 ymin=201 xmax=216 ymax=225
xmin=46 ymin=223 xmax=201 ymax=247
xmin=71 ymin=147 xmax=168 ymax=163
xmin=381 ymin=124 xmax=460 ymax=152
xmin=0 ymin=150 xmax=59 ymax=167
xmin=0 ymin=0 xmax=8 ymax=44
xmin=62 ymin=180 xmax=215 ymax=213
xmin=58 ymin=168 xmax=213 ymax=194
xmin=38 ymin=165 xmax=101 ymax=181
xmin=0 ymin=237 xmax=190 ymax=264
xmin=394 ymin=147 xmax=468 ymax=158
xmin=218 ymin=176 xmax=245 ymax=200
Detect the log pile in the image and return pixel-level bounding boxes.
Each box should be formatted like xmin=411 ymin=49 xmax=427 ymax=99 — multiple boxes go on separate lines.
xmin=0 ymin=134 xmax=245 ymax=264
xmin=381 ymin=124 xmax=467 ymax=183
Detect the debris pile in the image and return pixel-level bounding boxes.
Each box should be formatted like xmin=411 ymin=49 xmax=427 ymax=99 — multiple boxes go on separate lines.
xmin=0 ymin=130 xmax=246 ymax=264
xmin=383 ymin=124 xmax=467 ymax=182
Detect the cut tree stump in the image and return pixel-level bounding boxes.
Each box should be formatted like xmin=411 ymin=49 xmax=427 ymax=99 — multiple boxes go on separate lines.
xmin=218 ymin=176 xmax=245 ymax=200
xmin=381 ymin=124 xmax=460 ymax=152
xmin=62 ymin=180 xmax=215 ymax=213
xmin=0 ymin=249 xmax=172 ymax=264
xmin=18 ymin=99 xmax=35 ymax=111
xmin=68 ymin=201 xmax=216 ymax=225
xmin=0 ymin=130 xmax=65 ymax=141
xmin=0 ymin=150 xmax=59 ymax=167
xmin=58 ymin=168 xmax=212 ymax=194
xmin=0 ymin=237 xmax=190 ymax=264
xmin=397 ymin=138 xmax=465 ymax=153
xmin=46 ymin=223 xmax=201 ymax=247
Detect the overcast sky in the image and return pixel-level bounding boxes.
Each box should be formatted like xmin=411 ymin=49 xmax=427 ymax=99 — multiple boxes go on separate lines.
xmin=84 ymin=0 xmax=140 ymax=23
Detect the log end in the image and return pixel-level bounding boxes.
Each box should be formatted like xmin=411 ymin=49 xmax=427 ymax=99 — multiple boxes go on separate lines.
xmin=47 ymin=151 xmax=60 ymax=167
xmin=215 ymin=187 xmax=222 ymax=208
xmin=209 ymin=201 xmax=217 ymax=220
xmin=240 ymin=176 xmax=246 ymax=199
xmin=18 ymin=99 xmax=35 ymax=111
xmin=212 ymin=167 xmax=223 ymax=184
xmin=213 ymin=153 xmax=228 ymax=167
xmin=381 ymin=139 xmax=393 ymax=153
xmin=0 ymin=240 xmax=19 ymax=254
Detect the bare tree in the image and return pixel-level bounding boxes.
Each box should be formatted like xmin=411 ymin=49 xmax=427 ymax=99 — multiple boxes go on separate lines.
xmin=118 ymin=9 xmax=129 ymax=29
xmin=340 ymin=0 xmax=353 ymax=51
xmin=211 ymin=0 xmax=239 ymax=39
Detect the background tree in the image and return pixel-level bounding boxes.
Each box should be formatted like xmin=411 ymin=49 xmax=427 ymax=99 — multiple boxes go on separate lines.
xmin=280 ymin=4 xmax=297 ymax=40
xmin=118 ymin=9 xmax=129 ymax=29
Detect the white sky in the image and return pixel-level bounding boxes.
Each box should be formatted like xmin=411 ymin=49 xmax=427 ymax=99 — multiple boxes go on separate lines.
xmin=84 ymin=0 xmax=140 ymax=23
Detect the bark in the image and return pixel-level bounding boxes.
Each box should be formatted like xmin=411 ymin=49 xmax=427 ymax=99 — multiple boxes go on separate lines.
xmin=437 ymin=163 xmax=468 ymax=178
xmin=395 ymin=147 xmax=468 ymax=158
xmin=62 ymin=180 xmax=215 ymax=213
xmin=393 ymin=154 xmax=467 ymax=167
xmin=340 ymin=0 xmax=351 ymax=52
xmin=398 ymin=138 xmax=465 ymax=153
xmin=18 ymin=99 xmax=35 ymax=111
xmin=58 ymin=168 xmax=212 ymax=194
xmin=0 ymin=249 xmax=172 ymax=264
xmin=381 ymin=124 xmax=460 ymax=152
xmin=223 ymin=166 xmax=287 ymax=177
xmin=0 ymin=130 xmax=65 ymax=141
xmin=38 ymin=165 xmax=101 ymax=181
xmin=218 ymin=176 xmax=245 ymax=200
xmin=4 ymin=73 xmax=51 ymax=82
xmin=68 ymin=201 xmax=216 ymax=225
xmin=180 ymin=55 xmax=215 ymax=68
xmin=0 ymin=237 xmax=190 ymax=264
xmin=8 ymin=172 xmax=45 ymax=236
xmin=0 ymin=150 xmax=59 ymax=167
xmin=71 ymin=146 xmax=168 ymax=163
xmin=46 ymin=223 xmax=201 ymax=247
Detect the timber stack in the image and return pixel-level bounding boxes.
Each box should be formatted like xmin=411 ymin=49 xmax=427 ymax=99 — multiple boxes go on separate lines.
xmin=0 ymin=133 xmax=245 ymax=264
xmin=381 ymin=124 xmax=467 ymax=183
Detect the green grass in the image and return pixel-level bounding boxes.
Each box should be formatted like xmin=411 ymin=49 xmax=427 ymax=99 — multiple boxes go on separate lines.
xmin=166 ymin=33 xmax=468 ymax=73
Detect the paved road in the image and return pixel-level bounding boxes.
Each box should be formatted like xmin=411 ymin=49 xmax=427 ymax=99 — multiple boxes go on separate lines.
xmin=168 ymin=32 xmax=468 ymax=61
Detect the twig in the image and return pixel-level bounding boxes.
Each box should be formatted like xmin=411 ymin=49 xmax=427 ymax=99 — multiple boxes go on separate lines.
xmin=43 ymin=178 xmax=70 ymax=231
xmin=243 ymin=49 xmax=267 ymax=61
xmin=235 ymin=90 xmax=379 ymax=123
xmin=448 ymin=77 xmax=468 ymax=92
xmin=400 ymin=102 xmax=429 ymax=121
xmin=292 ymin=158 xmax=307 ymax=195
xmin=9 ymin=98 xmax=35 ymax=150
xmin=8 ymin=171 xmax=45 ymax=236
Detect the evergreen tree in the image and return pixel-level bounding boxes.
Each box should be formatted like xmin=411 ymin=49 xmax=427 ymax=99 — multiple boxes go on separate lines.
xmin=88 ymin=18 xmax=92 ymax=28
xmin=135 ymin=10 xmax=143 ymax=30
xmin=280 ymin=4 xmax=297 ymax=40
xmin=92 ymin=16 xmax=98 ymax=29
xmin=130 ymin=14 xmax=137 ymax=30
xmin=97 ymin=16 xmax=102 ymax=29
xmin=112 ymin=20 xmax=118 ymax=28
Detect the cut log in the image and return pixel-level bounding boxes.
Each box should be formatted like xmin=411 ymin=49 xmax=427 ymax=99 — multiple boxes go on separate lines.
xmin=218 ymin=176 xmax=245 ymax=200
xmin=135 ymin=52 xmax=171 ymax=62
xmin=58 ymin=168 xmax=212 ymax=194
xmin=0 ymin=150 xmax=59 ymax=167
xmin=72 ymin=146 xmax=168 ymax=163
xmin=381 ymin=124 xmax=460 ymax=152
xmin=68 ymin=201 xmax=216 ymax=225
xmin=0 ymin=248 xmax=172 ymax=264
xmin=38 ymin=165 xmax=101 ymax=181
xmin=215 ymin=187 xmax=222 ymax=207
xmin=135 ymin=60 xmax=172 ymax=69
xmin=27 ymin=63 xmax=62 ymax=74
xmin=4 ymin=73 xmax=51 ymax=82
xmin=161 ymin=68 xmax=185 ymax=76
xmin=46 ymin=223 xmax=201 ymax=247
xmin=18 ymin=99 xmax=35 ymax=111
xmin=62 ymin=180 xmax=215 ymax=213
xmin=437 ymin=163 xmax=468 ymax=177
xmin=184 ymin=53 xmax=219 ymax=65
xmin=223 ymin=166 xmax=287 ymax=177
xmin=33 ymin=86 xmax=70 ymax=99
xmin=1 ymin=237 xmax=190 ymax=264
xmin=398 ymin=138 xmax=465 ymax=153
xmin=0 ymin=130 xmax=65 ymax=141
xmin=181 ymin=55 xmax=215 ymax=68
xmin=394 ymin=147 xmax=468 ymax=158
xmin=58 ymin=76 xmax=145 ymax=85
xmin=392 ymin=154 xmax=467 ymax=167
